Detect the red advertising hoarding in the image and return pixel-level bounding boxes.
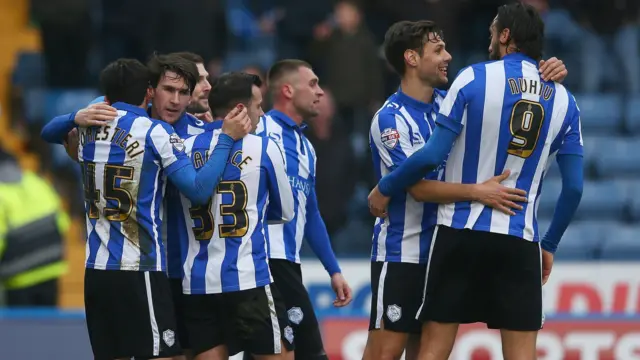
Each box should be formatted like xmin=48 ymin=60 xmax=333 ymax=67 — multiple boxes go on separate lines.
xmin=321 ymin=318 xmax=640 ymax=360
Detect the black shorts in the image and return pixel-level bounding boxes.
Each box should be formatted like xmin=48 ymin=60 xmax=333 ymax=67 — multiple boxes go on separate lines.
xmin=84 ymin=269 xmax=182 ymax=360
xmin=269 ymin=259 xmax=328 ymax=360
xmin=417 ymin=225 xmax=543 ymax=331
xmin=183 ymin=284 xmax=294 ymax=357
xmin=169 ymin=277 xmax=189 ymax=350
xmin=369 ymin=261 xmax=427 ymax=334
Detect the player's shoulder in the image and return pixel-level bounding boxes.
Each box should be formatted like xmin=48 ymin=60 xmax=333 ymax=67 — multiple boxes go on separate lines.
xmin=184 ymin=130 xmax=216 ymax=152
xmin=373 ymin=94 xmax=405 ymax=124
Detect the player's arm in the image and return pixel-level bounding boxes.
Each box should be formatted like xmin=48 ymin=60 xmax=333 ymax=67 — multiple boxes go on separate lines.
xmin=304 ymin=187 xmax=341 ymax=276
xmin=407 ymin=171 xmax=527 ymax=215
xmin=151 ymin=123 xmax=232 ymax=206
xmin=40 ymin=103 xmax=117 ymax=144
xmin=263 ymin=139 xmax=294 ymax=223
xmin=377 ymin=67 xmax=476 ymax=197
xmin=541 ymin=104 xmax=584 ymax=254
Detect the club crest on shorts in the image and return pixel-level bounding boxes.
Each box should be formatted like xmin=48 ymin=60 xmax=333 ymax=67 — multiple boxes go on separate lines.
xmin=169 ymin=133 xmax=185 ymax=152
xmin=287 ymin=307 xmax=304 ymax=325
xmin=163 ymin=329 xmax=175 ymax=347
xmin=284 ymin=325 xmax=294 ymax=344
xmin=381 ymin=128 xmax=400 ymax=149
xmin=386 ymin=304 xmax=402 ymax=323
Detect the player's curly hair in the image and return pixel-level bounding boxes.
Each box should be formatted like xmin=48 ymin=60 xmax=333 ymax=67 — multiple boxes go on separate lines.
xmin=147 ymin=53 xmax=199 ymax=95
xmin=383 ymin=20 xmax=444 ymax=76
xmin=495 ymin=2 xmax=545 ymax=61
xmin=99 ymin=58 xmax=150 ymax=106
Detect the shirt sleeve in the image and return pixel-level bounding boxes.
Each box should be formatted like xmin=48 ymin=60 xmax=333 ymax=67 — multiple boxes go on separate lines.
xmin=370 ymin=111 xmax=416 ymax=171
xmin=147 ymin=122 xmax=192 ymax=177
xmin=557 ymin=97 xmax=584 ymax=157
xmin=435 ymin=66 xmax=476 ymax=135
xmin=40 ymin=112 xmax=77 ymax=144
xmin=263 ymin=139 xmax=294 ymax=223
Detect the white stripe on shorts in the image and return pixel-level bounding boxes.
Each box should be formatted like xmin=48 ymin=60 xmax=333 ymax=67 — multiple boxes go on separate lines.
xmin=416 ymin=225 xmax=440 ymax=319
xmin=374 ymin=262 xmax=389 ymax=329
xmin=264 ymin=284 xmax=282 ymax=354
xmin=144 ymin=272 xmax=161 ymax=356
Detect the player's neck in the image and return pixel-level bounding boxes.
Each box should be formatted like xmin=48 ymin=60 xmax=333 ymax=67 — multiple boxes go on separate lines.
xmin=400 ymin=77 xmax=434 ymax=104
xmin=272 ymin=103 xmax=304 ymax=126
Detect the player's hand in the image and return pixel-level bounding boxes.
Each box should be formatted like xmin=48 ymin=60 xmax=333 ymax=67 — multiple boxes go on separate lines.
xmin=191 ymin=111 xmax=214 ymax=123
xmin=63 ymin=128 xmax=80 ymax=162
xmin=330 ymin=273 xmax=352 ymax=307
xmin=368 ymin=185 xmax=390 ymax=218
xmin=74 ymin=102 xmax=118 ymax=127
xmin=539 ymin=57 xmax=568 ymax=82
xmin=221 ymin=105 xmax=251 ymax=140
xmin=474 ymin=170 xmax=528 ymax=216
xmin=542 ymin=249 xmax=554 ymax=285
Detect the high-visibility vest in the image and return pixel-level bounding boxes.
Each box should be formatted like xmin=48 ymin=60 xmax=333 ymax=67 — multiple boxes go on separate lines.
xmin=0 ymin=171 xmax=69 ymax=290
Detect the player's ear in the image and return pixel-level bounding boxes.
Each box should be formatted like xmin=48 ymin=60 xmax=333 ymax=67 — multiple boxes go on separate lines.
xmin=282 ymin=84 xmax=294 ymax=100
xmin=404 ymin=49 xmax=418 ymax=68
xmin=499 ymin=28 xmax=511 ymax=46
xmin=146 ymin=87 xmax=155 ymax=100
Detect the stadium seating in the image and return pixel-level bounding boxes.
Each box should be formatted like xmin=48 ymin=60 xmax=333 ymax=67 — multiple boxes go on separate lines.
xmin=538 ymin=180 xmax=627 ymax=221
xmin=592 ymin=138 xmax=640 ymax=177
xmin=11 ymin=51 xmax=45 ymax=88
xmin=573 ymin=94 xmax=624 ymax=134
xmin=538 ymin=221 xmax=607 ymax=260
xmin=624 ymin=95 xmax=640 ymax=134
xmin=600 ymin=226 xmax=640 ymax=260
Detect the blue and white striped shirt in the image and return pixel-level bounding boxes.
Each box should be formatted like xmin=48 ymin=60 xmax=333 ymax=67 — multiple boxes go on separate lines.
xmin=180 ymin=131 xmax=294 ymax=294
xmin=435 ymin=53 xmax=583 ymax=241
xmin=255 ymin=110 xmax=317 ymax=263
xmin=80 ymin=102 xmax=191 ymax=271
xmin=165 ymin=114 xmax=220 ymax=279
xmin=369 ymin=89 xmax=447 ymax=264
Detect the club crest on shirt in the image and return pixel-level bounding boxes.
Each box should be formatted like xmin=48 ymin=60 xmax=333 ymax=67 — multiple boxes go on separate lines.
xmin=287 ymin=307 xmax=304 ymax=325
xmin=284 ymin=325 xmax=294 ymax=344
xmin=381 ymin=128 xmax=400 ymax=149
xmin=163 ymin=329 xmax=175 ymax=347
xmin=169 ymin=133 xmax=185 ymax=152
xmin=386 ymin=304 xmax=402 ymax=323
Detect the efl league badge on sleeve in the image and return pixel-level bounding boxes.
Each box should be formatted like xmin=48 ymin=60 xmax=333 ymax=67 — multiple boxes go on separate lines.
xmin=381 ymin=128 xmax=400 ymax=150
xmin=169 ymin=133 xmax=185 ymax=152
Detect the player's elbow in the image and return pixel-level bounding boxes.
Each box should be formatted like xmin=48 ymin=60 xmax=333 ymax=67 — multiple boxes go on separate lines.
xmin=562 ymin=181 xmax=583 ymax=203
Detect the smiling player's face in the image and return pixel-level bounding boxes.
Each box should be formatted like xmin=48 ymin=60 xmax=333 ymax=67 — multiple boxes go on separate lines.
xmin=417 ymin=32 xmax=452 ymax=87
xmin=149 ymin=71 xmax=191 ymax=124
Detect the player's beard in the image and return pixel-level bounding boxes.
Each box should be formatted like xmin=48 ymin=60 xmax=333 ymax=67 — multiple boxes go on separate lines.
xmin=186 ymin=101 xmax=208 ymax=114
xmin=489 ymin=38 xmax=501 ymax=61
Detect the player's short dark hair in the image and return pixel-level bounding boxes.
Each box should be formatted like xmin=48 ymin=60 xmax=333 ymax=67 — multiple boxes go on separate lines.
xmin=171 ymin=51 xmax=205 ymax=65
xmin=383 ymin=20 xmax=444 ymax=76
xmin=266 ymin=59 xmax=312 ymax=91
xmin=99 ymin=58 xmax=150 ymax=105
xmin=495 ymin=2 xmax=545 ymax=61
xmin=147 ymin=53 xmax=199 ymax=94
xmin=209 ymin=72 xmax=262 ymax=118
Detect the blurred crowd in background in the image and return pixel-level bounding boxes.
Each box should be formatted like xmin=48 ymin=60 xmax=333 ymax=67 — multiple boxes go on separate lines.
xmin=7 ymin=0 xmax=640 ymax=258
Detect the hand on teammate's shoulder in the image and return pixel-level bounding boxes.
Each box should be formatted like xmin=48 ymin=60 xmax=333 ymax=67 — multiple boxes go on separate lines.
xmin=75 ymin=102 xmax=118 ymax=127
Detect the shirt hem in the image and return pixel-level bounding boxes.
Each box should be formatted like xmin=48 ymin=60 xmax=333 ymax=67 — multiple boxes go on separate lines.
xmin=182 ymin=277 xmax=273 ymax=295
xmin=85 ymin=263 xmax=164 ymax=272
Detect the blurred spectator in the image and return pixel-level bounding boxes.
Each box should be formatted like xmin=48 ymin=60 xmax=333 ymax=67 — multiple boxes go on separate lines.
xmin=311 ymin=0 xmax=384 ymax=138
xmin=274 ymin=0 xmax=333 ymax=60
xmin=306 ymin=90 xmax=356 ymax=238
xmin=30 ymin=0 xmax=91 ymax=87
xmin=0 ymin=148 xmax=69 ymax=307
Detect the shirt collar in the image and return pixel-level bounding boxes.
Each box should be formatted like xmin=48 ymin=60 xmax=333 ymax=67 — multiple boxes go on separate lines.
xmin=396 ymin=88 xmax=434 ymax=113
xmin=112 ymin=102 xmax=149 ymax=117
xmin=267 ymin=109 xmax=308 ymax=131
xmin=503 ymin=53 xmax=538 ymax=66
